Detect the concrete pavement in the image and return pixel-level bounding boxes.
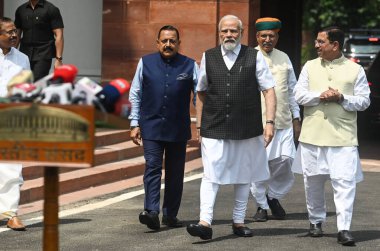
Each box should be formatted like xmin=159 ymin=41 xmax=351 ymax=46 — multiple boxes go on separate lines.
xmin=1 ymin=169 xmax=380 ymax=250
xmin=1 ymin=138 xmax=379 ymax=250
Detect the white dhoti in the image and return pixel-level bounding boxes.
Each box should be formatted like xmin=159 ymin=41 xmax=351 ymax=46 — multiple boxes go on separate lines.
xmin=0 ymin=163 xmax=23 ymax=219
xmin=251 ymin=128 xmax=296 ymax=209
xmin=201 ymin=136 xmax=270 ymax=184
xmin=199 ymin=136 xmax=270 ymax=225
xmin=292 ymin=142 xmax=362 ymax=231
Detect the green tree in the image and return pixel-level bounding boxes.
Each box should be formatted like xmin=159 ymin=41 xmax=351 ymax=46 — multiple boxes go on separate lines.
xmin=303 ymin=0 xmax=380 ymax=32
xmin=302 ymin=0 xmax=380 ymax=63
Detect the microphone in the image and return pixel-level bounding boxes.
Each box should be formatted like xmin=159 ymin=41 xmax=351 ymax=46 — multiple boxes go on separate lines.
xmin=71 ymin=77 xmax=102 ymax=105
xmin=40 ymin=83 xmax=73 ymax=104
xmin=49 ymin=64 xmax=78 ymax=85
xmin=34 ymin=64 xmax=78 ymax=89
xmin=8 ymin=83 xmax=42 ymax=102
xmin=95 ymin=78 xmax=131 ymax=113
xmin=39 ymin=64 xmax=78 ymax=104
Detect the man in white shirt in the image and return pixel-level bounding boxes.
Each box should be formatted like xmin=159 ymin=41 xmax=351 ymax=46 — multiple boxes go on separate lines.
xmin=0 ymin=17 xmax=30 ymax=231
xmin=293 ymin=26 xmax=370 ymax=246
xmin=186 ymin=15 xmax=276 ymax=240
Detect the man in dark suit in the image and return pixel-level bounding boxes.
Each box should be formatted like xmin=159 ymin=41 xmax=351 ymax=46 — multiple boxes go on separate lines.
xmin=129 ymin=25 xmax=199 ymax=231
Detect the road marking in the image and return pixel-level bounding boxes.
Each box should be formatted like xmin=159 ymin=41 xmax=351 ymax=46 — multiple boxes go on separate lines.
xmin=0 ymin=173 xmax=203 ymax=233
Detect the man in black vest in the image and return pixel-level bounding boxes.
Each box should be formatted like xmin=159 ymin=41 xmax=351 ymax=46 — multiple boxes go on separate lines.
xmin=186 ymin=15 xmax=276 ymax=240
xmin=129 ymin=25 xmax=199 ymax=231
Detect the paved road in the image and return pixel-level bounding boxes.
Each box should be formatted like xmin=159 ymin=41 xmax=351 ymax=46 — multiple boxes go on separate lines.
xmin=1 ymin=168 xmax=380 ymax=251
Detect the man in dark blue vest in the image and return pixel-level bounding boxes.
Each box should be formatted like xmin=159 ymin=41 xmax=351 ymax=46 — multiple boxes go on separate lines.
xmin=129 ymin=25 xmax=199 ymax=231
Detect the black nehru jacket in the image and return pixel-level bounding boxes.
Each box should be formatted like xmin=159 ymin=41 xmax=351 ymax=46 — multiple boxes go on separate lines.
xmin=15 ymin=0 xmax=64 ymax=61
xmin=201 ymin=45 xmax=263 ymax=140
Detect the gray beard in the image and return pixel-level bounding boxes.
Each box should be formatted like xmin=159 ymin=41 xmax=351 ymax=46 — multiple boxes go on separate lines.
xmin=223 ymin=42 xmax=237 ymax=51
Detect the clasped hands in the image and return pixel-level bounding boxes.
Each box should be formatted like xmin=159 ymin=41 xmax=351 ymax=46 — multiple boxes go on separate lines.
xmin=320 ymin=87 xmax=342 ymax=103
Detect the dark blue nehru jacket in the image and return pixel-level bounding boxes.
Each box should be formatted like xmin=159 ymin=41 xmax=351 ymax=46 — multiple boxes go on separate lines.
xmin=140 ymin=52 xmax=195 ymax=142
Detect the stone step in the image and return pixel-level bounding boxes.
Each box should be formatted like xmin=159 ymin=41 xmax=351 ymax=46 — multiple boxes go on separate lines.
xmin=95 ymin=129 xmax=130 ymax=147
xmin=20 ymin=146 xmax=201 ymax=205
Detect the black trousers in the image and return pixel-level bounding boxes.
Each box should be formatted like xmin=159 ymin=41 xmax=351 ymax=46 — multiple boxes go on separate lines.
xmin=30 ymin=59 xmax=52 ymax=81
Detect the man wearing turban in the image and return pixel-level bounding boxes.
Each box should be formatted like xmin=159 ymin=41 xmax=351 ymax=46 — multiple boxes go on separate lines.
xmin=250 ymin=17 xmax=301 ymax=222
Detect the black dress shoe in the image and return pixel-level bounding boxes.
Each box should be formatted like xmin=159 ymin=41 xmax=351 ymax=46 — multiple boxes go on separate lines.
xmin=267 ymin=195 xmax=286 ymax=219
xmin=139 ymin=211 xmax=160 ymax=230
xmin=337 ymin=230 xmax=355 ymax=246
xmin=232 ymin=225 xmax=253 ymax=237
xmin=186 ymin=223 xmax=212 ymax=240
xmin=252 ymin=207 xmax=268 ymax=222
xmin=308 ymin=222 xmax=323 ymax=237
xmin=162 ymin=215 xmax=183 ymax=228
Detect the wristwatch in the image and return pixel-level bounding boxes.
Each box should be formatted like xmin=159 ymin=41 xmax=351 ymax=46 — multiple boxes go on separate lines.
xmin=130 ymin=126 xmax=139 ymax=130
xmin=266 ymin=120 xmax=275 ymax=125
xmin=55 ymin=56 xmax=63 ymax=62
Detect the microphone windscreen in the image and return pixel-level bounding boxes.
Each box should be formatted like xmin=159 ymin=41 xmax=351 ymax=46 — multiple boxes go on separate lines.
xmin=109 ymin=78 xmax=130 ymax=95
xmin=52 ymin=64 xmax=78 ymax=83
xmin=96 ymin=84 xmax=122 ymax=113
xmin=7 ymin=70 xmax=34 ymax=91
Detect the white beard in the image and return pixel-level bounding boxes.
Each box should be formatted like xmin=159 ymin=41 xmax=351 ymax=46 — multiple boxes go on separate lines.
xmin=223 ymin=42 xmax=237 ymax=51
xmin=221 ymin=36 xmax=241 ymax=51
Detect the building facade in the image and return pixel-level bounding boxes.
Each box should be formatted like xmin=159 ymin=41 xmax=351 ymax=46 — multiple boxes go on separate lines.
xmin=1 ymin=0 xmax=302 ymax=82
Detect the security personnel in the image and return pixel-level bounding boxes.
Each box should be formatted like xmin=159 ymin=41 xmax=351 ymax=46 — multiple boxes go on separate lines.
xmin=15 ymin=0 xmax=64 ymax=81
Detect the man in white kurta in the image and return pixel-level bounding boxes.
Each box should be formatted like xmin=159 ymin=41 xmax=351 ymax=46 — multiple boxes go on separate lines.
xmin=292 ymin=26 xmax=370 ymax=246
xmin=186 ymin=15 xmax=276 ymax=240
xmin=0 ymin=17 xmax=30 ymax=231
xmin=250 ymin=18 xmax=301 ymax=222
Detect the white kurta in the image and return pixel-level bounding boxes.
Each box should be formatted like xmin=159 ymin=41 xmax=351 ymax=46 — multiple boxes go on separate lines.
xmin=292 ymin=62 xmax=370 ymax=182
xmin=197 ymin=44 xmax=275 ymax=184
xmin=0 ymin=47 xmax=30 ymax=97
xmin=0 ymin=48 xmax=29 ymax=217
xmin=266 ymin=127 xmax=296 ymax=161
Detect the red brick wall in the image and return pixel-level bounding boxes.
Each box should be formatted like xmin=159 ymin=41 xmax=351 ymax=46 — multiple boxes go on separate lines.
xmin=102 ymin=0 xmax=260 ymax=82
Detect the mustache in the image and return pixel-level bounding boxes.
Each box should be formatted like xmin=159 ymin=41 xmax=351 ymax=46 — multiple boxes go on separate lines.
xmin=263 ymin=42 xmax=273 ymax=46
xmin=164 ymin=46 xmax=173 ymax=52
xmin=223 ymin=38 xmax=236 ymax=44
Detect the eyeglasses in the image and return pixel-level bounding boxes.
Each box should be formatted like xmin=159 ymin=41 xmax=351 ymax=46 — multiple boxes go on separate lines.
xmin=0 ymin=29 xmax=17 ymax=36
